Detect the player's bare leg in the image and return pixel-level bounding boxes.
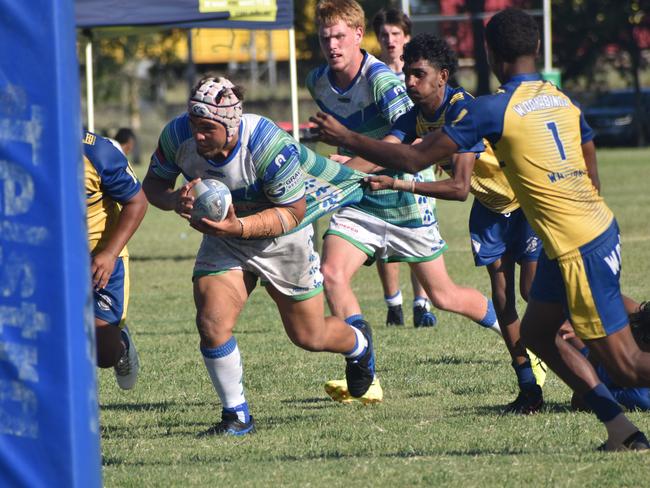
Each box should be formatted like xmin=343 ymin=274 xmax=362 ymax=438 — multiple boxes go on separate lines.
xmin=485 ymin=257 xmax=544 ymax=412
xmin=320 ymin=234 xmax=369 ymax=320
xmin=320 ymin=234 xmax=382 ymax=404
xmin=521 ymin=299 xmax=645 ymax=450
xmin=194 ymin=270 xmax=256 ymax=436
xmin=410 ymin=255 xmax=496 ymax=327
xmin=269 ymin=285 xmax=376 ymax=399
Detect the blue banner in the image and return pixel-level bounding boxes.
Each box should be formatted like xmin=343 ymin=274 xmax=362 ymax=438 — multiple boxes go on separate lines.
xmin=0 ymin=1 xmax=101 ymax=486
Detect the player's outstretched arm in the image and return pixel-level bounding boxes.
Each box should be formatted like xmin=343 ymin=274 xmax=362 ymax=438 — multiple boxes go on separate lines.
xmin=365 ymin=152 xmax=475 ymax=201
xmin=310 ymin=111 xmax=458 ymax=173
xmin=91 ymin=189 xmax=148 ymax=289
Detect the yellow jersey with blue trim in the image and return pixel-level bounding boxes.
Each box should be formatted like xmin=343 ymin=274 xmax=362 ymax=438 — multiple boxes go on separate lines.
xmin=390 ymin=85 xmax=519 ymax=214
xmin=83 ymin=131 xmax=141 ymax=256
xmin=443 ymin=73 xmax=609 ymax=259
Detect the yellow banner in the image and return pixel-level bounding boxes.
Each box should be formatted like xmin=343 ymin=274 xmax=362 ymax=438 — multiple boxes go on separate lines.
xmin=199 ymin=0 xmax=277 ymax=22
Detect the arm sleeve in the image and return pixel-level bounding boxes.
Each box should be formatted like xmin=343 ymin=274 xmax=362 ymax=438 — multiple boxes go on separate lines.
xmin=579 ymin=110 xmax=595 ymax=144
xmin=388 ymin=109 xmax=418 ymax=143
xmin=150 ymin=115 xmax=192 ymax=180
xmin=443 ymin=95 xmax=506 ymax=151
xmin=250 ymin=119 xmax=306 ymax=206
xmin=89 ymin=136 xmax=141 ymax=203
xmin=369 ymin=65 xmax=413 ymax=124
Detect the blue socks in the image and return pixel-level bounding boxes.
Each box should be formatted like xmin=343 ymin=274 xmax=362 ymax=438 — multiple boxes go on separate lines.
xmin=584 ymin=383 xmax=623 ymax=422
xmin=513 ymin=360 xmax=537 ymax=391
xmin=477 ymin=298 xmax=497 ymax=328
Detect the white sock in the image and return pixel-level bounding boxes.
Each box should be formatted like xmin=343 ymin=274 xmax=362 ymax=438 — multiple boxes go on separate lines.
xmin=344 ymin=326 xmax=368 ymax=359
xmin=201 ymin=337 xmax=247 ymax=421
xmin=413 ymin=296 xmax=429 ymax=309
xmin=488 ymin=320 xmax=502 ymax=336
xmin=385 ymin=290 xmax=403 ymax=307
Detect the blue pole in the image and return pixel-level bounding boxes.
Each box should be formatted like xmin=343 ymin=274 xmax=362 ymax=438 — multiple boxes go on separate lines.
xmin=0 ymin=0 xmax=102 ymax=486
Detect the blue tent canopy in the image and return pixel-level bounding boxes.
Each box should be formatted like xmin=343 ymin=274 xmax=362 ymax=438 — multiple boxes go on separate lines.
xmin=75 ymin=0 xmax=294 ymax=29
xmin=75 ymin=0 xmax=302 ymax=140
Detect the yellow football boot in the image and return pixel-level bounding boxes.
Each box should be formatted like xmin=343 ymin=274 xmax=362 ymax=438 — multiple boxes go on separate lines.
xmin=324 ymin=378 xmax=383 ymax=405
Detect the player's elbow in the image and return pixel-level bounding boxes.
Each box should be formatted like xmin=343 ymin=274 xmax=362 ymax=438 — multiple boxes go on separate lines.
xmin=448 ymin=180 xmax=470 ymax=201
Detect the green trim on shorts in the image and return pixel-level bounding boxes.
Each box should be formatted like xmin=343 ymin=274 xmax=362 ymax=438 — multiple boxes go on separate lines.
xmin=381 ymin=243 xmax=449 ymax=263
xmin=192 ymin=269 xmax=230 ymax=280
xmin=261 ymin=281 xmax=323 ymax=301
xmin=324 ymin=229 xmax=375 ymax=258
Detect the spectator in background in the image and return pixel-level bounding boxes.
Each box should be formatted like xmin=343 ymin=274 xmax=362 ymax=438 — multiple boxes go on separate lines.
xmin=114 ymin=127 xmax=137 ymax=158
xmin=372 ymin=8 xmax=411 ymax=82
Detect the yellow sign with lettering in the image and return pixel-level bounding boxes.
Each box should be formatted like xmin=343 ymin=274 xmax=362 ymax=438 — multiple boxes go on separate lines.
xmin=198 ymin=0 xmax=277 ymax=22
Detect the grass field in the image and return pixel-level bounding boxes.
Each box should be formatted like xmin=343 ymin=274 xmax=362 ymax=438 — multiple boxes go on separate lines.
xmin=98 ymin=147 xmax=650 ymax=487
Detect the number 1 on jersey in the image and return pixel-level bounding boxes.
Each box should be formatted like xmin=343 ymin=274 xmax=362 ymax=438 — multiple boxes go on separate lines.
xmin=546 ymin=122 xmax=566 ymax=160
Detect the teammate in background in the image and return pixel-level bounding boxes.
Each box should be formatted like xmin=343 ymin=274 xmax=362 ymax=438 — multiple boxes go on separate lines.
xmin=371 ymin=7 xmax=437 ymax=328
xmin=114 ymin=128 xmax=137 ymax=157
xmin=142 ymin=76 xmax=376 ymax=435
xmin=361 ymin=33 xmax=546 ymax=413
xmin=308 ymin=0 xmax=499 ymax=405
xmin=312 ymin=8 xmax=650 ymax=450
xmin=84 ymin=131 xmax=147 ymax=390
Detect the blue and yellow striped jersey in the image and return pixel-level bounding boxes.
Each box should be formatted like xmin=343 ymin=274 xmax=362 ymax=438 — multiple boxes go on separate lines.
xmin=443 ymin=73 xmax=607 ymax=259
xmin=390 ymin=85 xmax=519 ymax=214
xmin=83 ymin=131 xmax=141 ymax=256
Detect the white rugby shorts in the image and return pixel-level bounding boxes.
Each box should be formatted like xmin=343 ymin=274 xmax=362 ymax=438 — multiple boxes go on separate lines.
xmin=325 ymin=207 xmax=447 ymax=263
xmin=193 ymin=225 xmax=323 ymax=300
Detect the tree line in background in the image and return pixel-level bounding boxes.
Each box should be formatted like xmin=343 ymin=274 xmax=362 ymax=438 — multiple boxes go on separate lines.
xmin=80 ymin=0 xmax=649 ymax=143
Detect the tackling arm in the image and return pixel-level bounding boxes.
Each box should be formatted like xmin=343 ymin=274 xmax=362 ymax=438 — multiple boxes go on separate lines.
xmin=366 ymin=152 xmax=475 ymax=201
xmin=342 ymin=134 xmax=405 ymax=173
xmin=310 ymin=112 xmax=459 ymax=173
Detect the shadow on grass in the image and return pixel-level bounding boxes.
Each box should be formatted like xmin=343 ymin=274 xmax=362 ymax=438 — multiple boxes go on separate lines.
xmin=451 ymin=400 xmax=572 ymax=417
xmin=419 ymin=355 xmax=501 ymax=366
xmin=281 ymin=397 xmax=332 ymax=406
xmin=100 ymin=401 xmax=208 ymax=412
xmin=130 ymin=254 xmax=196 ymax=262
xmin=103 ymin=445 xmax=533 ymax=467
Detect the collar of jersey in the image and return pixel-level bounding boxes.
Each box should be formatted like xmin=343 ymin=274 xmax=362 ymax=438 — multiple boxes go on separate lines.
xmin=419 ymin=85 xmax=454 ymax=123
xmin=327 ymin=49 xmax=368 ymax=95
xmin=205 ymin=121 xmax=243 ymax=167
xmin=505 ymin=72 xmax=543 ymax=85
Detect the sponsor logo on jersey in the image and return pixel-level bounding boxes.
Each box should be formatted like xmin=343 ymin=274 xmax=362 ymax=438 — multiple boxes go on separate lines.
xmin=450 ymin=109 xmax=468 ymax=127
xmin=603 ymin=238 xmax=622 ymax=275
xmin=512 ymin=95 xmax=569 ymax=116
xmin=525 ymin=236 xmax=540 ymax=255
xmin=96 ymin=292 xmax=112 ymax=311
xmin=267 ymin=168 xmax=304 ymax=199
xmin=83 ymin=133 xmax=96 ymax=145
xmin=547 ymin=169 xmax=587 ymax=183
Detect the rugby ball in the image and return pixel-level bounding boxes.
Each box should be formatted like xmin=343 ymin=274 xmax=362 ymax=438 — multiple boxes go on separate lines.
xmin=191 ymin=179 xmax=232 ymax=222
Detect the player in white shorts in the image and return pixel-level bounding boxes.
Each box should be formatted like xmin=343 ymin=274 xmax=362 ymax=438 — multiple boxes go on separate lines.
xmin=142 ymin=76 xmax=376 ymax=435
xmin=309 ymin=0 xmax=499 ymax=404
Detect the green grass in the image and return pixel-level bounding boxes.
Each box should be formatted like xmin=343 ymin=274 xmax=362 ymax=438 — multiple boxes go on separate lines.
xmin=98 ymin=147 xmax=650 ymax=487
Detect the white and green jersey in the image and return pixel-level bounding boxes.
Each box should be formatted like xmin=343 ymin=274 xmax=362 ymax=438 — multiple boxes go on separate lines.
xmin=306 ymin=50 xmax=436 ymax=228
xmin=151 ymin=113 xmax=366 ymax=230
